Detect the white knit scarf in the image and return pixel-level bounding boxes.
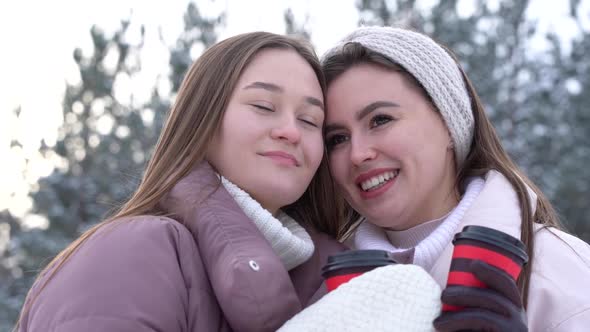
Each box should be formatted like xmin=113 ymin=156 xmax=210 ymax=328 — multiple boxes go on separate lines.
xmin=354 ymin=178 xmax=485 ymax=271
xmin=221 ymin=176 xmax=315 ymax=270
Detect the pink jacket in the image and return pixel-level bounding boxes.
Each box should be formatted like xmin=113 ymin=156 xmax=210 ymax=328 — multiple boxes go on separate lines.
xmin=20 ymin=163 xmax=346 ymax=332
xmin=428 ymin=171 xmax=590 ymax=331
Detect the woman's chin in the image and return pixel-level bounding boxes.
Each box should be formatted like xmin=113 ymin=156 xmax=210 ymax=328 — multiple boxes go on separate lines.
xmin=256 ymin=189 xmax=307 ymax=212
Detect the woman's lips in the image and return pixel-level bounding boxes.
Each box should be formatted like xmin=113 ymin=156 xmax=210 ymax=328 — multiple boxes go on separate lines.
xmin=259 ymin=151 xmax=299 ymax=166
xmin=354 ymin=168 xmax=399 ymax=200
xmin=354 ymin=168 xmax=398 ymax=184
xmin=358 ymin=176 xmax=396 ymax=199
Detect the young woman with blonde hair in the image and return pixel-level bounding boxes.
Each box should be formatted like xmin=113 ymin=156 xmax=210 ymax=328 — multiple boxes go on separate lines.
xmin=17 ymin=31 xmax=346 ymax=332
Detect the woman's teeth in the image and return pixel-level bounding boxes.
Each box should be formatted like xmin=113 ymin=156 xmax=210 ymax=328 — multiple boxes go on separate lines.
xmin=360 ymin=170 xmax=399 ymax=191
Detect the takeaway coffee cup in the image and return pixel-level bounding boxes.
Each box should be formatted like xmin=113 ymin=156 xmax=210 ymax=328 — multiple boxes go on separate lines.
xmin=443 ymin=225 xmax=529 ymax=311
xmin=321 ymin=250 xmax=397 ymax=292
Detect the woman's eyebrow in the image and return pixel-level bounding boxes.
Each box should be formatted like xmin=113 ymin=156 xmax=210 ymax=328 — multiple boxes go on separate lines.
xmin=306 ymin=97 xmax=324 ymax=110
xmin=244 ymin=81 xmax=283 ymax=92
xmin=356 ymin=101 xmax=399 ymax=121
xmin=324 ymin=123 xmax=346 ymax=135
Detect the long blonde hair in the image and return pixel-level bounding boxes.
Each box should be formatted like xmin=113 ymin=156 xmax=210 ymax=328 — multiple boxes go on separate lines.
xmin=322 ymin=42 xmax=562 ymax=309
xmin=17 ymin=31 xmax=347 ymax=328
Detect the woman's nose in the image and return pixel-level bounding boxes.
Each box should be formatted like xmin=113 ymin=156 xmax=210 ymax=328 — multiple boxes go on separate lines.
xmin=270 ymin=117 xmax=301 ymax=144
xmin=349 ymin=137 xmax=377 ymax=166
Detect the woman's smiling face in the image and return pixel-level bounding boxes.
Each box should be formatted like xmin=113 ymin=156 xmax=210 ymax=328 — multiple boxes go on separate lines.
xmin=206 ymin=48 xmax=325 ymax=215
xmin=325 ymin=63 xmax=458 ymax=230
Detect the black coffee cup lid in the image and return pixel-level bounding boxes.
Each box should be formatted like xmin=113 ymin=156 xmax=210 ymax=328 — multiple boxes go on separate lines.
xmin=321 ymin=250 xmax=396 ymax=276
xmin=453 ymin=225 xmax=528 ymax=263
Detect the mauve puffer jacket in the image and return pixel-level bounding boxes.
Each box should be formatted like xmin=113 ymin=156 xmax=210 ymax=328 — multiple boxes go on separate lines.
xmin=20 ymin=163 xmax=346 ymax=332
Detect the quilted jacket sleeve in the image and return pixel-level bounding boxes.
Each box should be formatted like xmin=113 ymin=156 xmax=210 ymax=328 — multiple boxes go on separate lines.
xmin=20 ymin=217 xmax=194 ymax=332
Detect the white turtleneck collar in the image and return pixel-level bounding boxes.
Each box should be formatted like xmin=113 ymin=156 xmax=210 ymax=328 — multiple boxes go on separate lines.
xmin=220 ymin=176 xmax=315 ymax=271
xmin=384 ymin=211 xmax=450 ymax=249
xmin=354 ymin=177 xmax=485 ymax=271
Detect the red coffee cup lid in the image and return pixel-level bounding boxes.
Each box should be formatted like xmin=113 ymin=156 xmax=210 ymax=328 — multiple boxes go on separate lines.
xmin=453 ymin=225 xmax=528 ymax=264
xmin=321 ymin=250 xmax=396 ymax=277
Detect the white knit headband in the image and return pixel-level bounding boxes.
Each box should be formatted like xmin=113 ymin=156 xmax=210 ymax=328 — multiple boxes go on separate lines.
xmin=322 ymin=26 xmax=474 ymax=167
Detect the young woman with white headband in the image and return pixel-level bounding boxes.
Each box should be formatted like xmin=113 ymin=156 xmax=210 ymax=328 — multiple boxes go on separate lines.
xmin=319 ymin=26 xmax=590 ymax=331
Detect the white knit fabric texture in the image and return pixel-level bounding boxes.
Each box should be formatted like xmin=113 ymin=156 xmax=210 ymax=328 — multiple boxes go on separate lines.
xmin=322 ymin=26 xmax=474 ymax=166
xmin=354 ymin=177 xmax=485 ymax=271
xmin=221 ymin=176 xmax=315 ymax=270
xmin=278 ymin=264 xmax=441 ymax=332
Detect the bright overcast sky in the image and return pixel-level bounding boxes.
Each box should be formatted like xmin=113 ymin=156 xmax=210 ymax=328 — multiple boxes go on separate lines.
xmin=0 ymin=0 xmax=588 ymax=221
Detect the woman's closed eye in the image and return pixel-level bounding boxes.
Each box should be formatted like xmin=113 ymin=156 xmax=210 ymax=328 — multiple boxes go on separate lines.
xmin=369 ymin=114 xmax=393 ymax=128
xmin=251 ymin=104 xmax=274 ymax=112
xmin=299 ymin=116 xmax=321 ymax=128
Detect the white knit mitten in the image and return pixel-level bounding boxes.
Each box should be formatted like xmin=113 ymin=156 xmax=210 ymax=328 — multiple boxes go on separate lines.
xmin=278 ymin=264 xmax=441 ymax=332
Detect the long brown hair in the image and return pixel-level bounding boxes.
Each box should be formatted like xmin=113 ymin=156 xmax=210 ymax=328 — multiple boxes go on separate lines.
xmin=17 ymin=31 xmax=346 ymax=328
xmin=322 ymin=41 xmax=562 ymax=308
